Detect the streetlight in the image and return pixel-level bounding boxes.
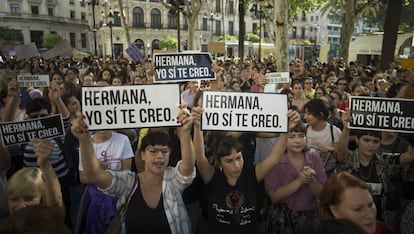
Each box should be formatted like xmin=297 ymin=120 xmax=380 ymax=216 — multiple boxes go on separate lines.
xmin=81 ymin=0 xmax=98 ymax=56
xmin=209 ymin=11 xmax=215 ymax=42
xmin=107 ymin=8 xmax=114 ymax=60
xmin=250 ymin=0 xmax=272 ymax=62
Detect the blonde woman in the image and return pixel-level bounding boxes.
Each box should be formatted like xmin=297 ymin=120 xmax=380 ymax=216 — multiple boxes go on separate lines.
xmin=5 ymin=138 xmax=64 ymax=215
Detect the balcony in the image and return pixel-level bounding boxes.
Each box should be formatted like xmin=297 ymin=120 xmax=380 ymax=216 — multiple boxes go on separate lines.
xmin=45 ymin=0 xmax=57 ymax=6
xmin=28 ymin=0 xmax=42 ymax=4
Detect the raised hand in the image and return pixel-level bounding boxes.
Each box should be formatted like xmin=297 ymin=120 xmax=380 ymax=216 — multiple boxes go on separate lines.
xmin=48 ymin=80 xmax=61 ymax=103
xmin=176 ymin=103 xmax=193 ymax=138
xmin=191 ymin=106 xmax=203 ymax=130
xmin=7 ymin=79 xmax=19 ymax=98
xmin=287 ymin=109 xmax=301 ymax=130
xmin=71 ymin=112 xmax=91 ymax=141
xmin=32 ymin=138 xmax=54 ymax=167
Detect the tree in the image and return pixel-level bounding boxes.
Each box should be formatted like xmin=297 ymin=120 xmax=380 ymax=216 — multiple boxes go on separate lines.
xmin=268 ymin=0 xmax=326 ymax=72
xmin=163 ymin=0 xmax=203 ymax=50
xmin=42 ymin=34 xmax=63 ymax=49
xmin=117 ymin=0 xmax=131 ymax=46
xmin=218 ymin=35 xmax=238 ymax=42
xmin=0 ymin=27 xmax=15 ymax=41
xmin=159 ymin=36 xmax=178 ymax=50
xmin=380 ymin=0 xmax=403 ymax=71
xmin=244 ymin=33 xmax=260 ymax=42
xmin=321 ymin=0 xmax=382 ymax=65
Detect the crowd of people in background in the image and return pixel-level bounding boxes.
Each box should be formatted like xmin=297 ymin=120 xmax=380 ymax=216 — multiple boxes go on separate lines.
xmin=0 ymin=54 xmax=413 ymax=234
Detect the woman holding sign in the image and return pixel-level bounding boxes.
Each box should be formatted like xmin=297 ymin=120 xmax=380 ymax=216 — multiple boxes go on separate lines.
xmin=192 ymin=106 xmax=300 ymax=234
xmin=70 ymin=105 xmax=195 ymax=234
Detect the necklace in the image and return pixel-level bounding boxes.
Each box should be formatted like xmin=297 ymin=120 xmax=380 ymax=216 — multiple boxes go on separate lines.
xmin=359 ymin=158 xmax=374 ymax=181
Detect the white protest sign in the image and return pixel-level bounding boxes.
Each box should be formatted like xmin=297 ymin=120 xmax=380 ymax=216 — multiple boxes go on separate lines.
xmin=201 ymin=91 xmax=288 ymax=132
xmin=82 ymin=84 xmax=181 ymax=130
xmin=0 ymin=114 xmax=65 ymax=146
xmin=265 ymin=72 xmax=290 ymax=84
xmin=17 ymin=74 xmax=50 ymax=87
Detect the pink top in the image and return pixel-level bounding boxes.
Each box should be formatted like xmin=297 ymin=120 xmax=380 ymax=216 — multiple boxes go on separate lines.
xmin=264 ymin=152 xmax=327 ymax=211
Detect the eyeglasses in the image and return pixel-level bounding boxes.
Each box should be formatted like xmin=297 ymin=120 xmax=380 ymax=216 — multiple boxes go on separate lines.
xmin=146 ymin=147 xmax=171 ymax=156
xmin=29 ymin=114 xmax=48 ymax=119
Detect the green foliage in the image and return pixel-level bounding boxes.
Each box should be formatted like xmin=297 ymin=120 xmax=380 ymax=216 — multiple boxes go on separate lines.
xmin=244 ymin=33 xmax=260 ymax=42
xmin=42 ymin=33 xmax=63 ymax=49
xmin=217 ymin=34 xmax=238 ymax=41
xmin=288 ymin=0 xmax=327 ymax=19
xmin=0 ymin=27 xmax=16 ymax=40
xmin=159 ymin=36 xmax=178 ymax=50
xmin=360 ymin=0 xmax=414 ymax=32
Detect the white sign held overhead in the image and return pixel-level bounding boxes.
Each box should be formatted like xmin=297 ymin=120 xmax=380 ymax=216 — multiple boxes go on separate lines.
xmin=265 ymin=72 xmax=290 ymax=84
xmin=201 ymin=91 xmax=288 ymax=132
xmin=17 ymin=74 xmax=50 ymax=87
xmin=81 ymin=84 xmax=181 ymax=130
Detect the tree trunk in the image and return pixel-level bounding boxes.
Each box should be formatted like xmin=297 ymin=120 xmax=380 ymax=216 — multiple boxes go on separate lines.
xmin=380 ymin=0 xmax=403 ymax=71
xmin=340 ymin=0 xmax=357 ymax=65
xmin=118 ymin=0 xmax=131 ymax=45
xmin=239 ymin=0 xmax=245 ymax=63
xmin=273 ymin=0 xmax=288 ymax=72
xmin=188 ymin=15 xmax=196 ymax=50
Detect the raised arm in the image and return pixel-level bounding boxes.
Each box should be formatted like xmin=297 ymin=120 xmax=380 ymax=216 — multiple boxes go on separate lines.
xmin=32 ymin=138 xmax=63 ymax=209
xmin=336 ymin=108 xmax=351 ymax=163
xmin=71 ymin=112 xmax=112 ymax=189
xmin=255 ymin=110 xmax=300 ymax=182
xmin=192 ymin=106 xmax=215 ymax=183
xmin=2 ymin=79 xmax=19 ymax=122
xmin=176 ymin=104 xmax=195 ymax=177
xmin=48 ymin=81 xmax=69 ymax=118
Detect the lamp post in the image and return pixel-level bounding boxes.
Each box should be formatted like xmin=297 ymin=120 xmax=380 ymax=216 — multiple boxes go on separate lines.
xmin=250 ymin=1 xmax=272 ymax=62
xmin=209 ymin=12 xmax=215 ymax=42
xmin=81 ymin=0 xmax=98 ymax=56
xmin=108 ymin=8 xmax=114 ymax=60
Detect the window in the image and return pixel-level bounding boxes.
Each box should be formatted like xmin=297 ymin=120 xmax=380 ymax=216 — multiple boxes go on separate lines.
xmin=215 ymin=0 xmax=221 ymax=13
xmin=70 ymin=33 xmax=76 ymax=48
xmin=113 ymin=12 xmax=121 ymax=26
xmin=70 ymin=11 xmax=75 ymax=19
xmin=253 ymin=23 xmax=258 ymax=34
xmin=10 ymin=4 xmax=20 ymax=14
xmin=81 ymin=12 xmax=86 ymax=20
xmin=48 ymin=8 xmax=53 ymax=16
xmin=80 ymin=0 xmax=85 ymax=7
xmin=70 ymin=0 xmax=74 ymax=5
xmin=202 ymin=18 xmax=208 ymax=31
xmin=132 ymin=7 xmax=144 ymax=28
xmin=31 ymin=6 xmax=39 ymax=15
xmin=310 ymin=16 xmax=314 ymax=21
xmin=301 ymin=27 xmax=305 ymax=39
xmin=168 ymin=9 xmax=177 ymax=29
xmin=229 ymin=1 xmax=234 ymax=14
xmin=228 ymin=21 xmax=234 ymax=35
xmin=81 ymin=33 xmax=87 ymax=48
xmin=292 ymin=27 xmax=297 ymax=38
xmin=150 ymin=0 xmax=160 ymax=2
xmin=151 ymin=8 xmax=161 ymax=29
xmin=215 ymin=20 xmax=221 ymax=36
xmin=183 ymin=18 xmax=188 ymax=30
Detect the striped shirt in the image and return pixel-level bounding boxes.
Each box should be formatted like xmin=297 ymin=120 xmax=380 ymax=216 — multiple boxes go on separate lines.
xmin=22 ymin=115 xmax=71 ymax=178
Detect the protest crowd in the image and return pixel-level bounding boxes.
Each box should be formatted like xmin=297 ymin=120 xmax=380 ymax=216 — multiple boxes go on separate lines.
xmin=0 ymin=53 xmax=413 ymax=234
